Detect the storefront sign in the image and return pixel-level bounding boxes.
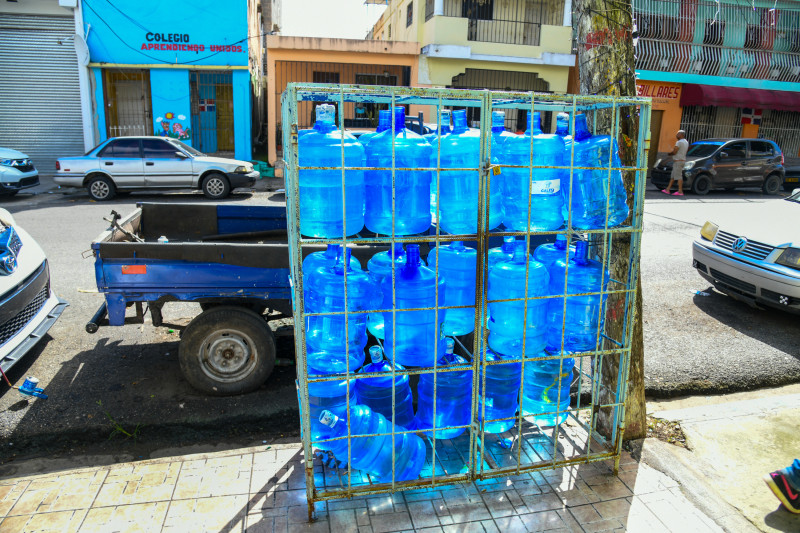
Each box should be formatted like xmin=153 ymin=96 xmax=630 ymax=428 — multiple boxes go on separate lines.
xmin=141 ymin=32 xmax=243 ymax=53
xmin=637 ymin=83 xmax=680 ymax=101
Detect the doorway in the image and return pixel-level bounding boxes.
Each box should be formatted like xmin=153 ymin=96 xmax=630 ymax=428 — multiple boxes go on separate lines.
xmin=648 ymin=110 xmax=664 ymax=172
xmin=190 ymin=71 xmax=235 ymax=155
xmin=104 ymin=70 xmax=153 ymax=137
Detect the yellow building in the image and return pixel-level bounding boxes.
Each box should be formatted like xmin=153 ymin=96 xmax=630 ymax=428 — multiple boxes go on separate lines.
xmin=370 ymin=0 xmax=575 ymax=130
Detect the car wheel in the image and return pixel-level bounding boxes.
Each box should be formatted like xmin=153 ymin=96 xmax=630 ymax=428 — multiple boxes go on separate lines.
xmin=691 ymin=174 xmax=711 ymax=195
xmin=202 ymin=173 xmax=231 ymax=199
xmin=179 ymin=306 xmax=275 ymax=395
xmin=762 ymin=174 xmax=782 ymax=195
xmin=87 ymin=176 xmax=116 ymax=201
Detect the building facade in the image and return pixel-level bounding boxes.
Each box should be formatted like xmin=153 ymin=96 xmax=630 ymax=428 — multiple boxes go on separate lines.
xmin=82 ymin=0 xmax=262 ymax=161
xmin=633 ymin=0 xmax=800 ymax=163
xmin=370 ymin=0 xmax=575 ymax=131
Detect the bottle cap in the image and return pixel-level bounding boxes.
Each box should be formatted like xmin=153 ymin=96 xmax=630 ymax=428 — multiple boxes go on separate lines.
xmin=392 ymin=106 xmax=406 ymax=131
xmin=452 ymin=109 xmax=468 ymax=132
xmin=369 ymin=345 xmax=383 ymax=364
xmin=316 ymin=104 xmax=335 ymax=124
xmin=574 ymin=114 xmax=591 ymax=141
xmin=319 ymin=410 xmax=339 ymax=428
xmin=554 ymin=235 xmax=567 ymax=250
xmin=445 ymin=337 xmax=455 ymax=354
xmin=502 ymin=236 xmax=516 ymax=252
xmin=556 ymin=112 xmax=570 ymax=136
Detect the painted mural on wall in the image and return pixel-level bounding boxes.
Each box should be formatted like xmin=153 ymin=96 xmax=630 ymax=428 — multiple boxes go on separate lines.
xmin=156 ymin=112 xmax=191 ymax=141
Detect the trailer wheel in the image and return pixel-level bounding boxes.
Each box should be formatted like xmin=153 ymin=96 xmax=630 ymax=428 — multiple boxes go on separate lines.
xmin=179 ymin=306 xmax=275 ymax=395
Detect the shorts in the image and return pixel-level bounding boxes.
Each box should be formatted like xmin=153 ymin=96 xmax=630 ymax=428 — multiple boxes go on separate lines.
xmin=671 ymin=160 xmax=685 ymax=181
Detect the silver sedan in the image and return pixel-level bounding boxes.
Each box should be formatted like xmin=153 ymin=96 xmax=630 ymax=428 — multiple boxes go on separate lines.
xmin=55 ymin=136 xmax=258 ymax=201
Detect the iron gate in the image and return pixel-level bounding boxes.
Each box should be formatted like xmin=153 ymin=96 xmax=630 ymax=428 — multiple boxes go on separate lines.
xmin=190 ymin=71 xmax=235 ymax=156
xmin=281 ymin=84 xmax=651 ymax=519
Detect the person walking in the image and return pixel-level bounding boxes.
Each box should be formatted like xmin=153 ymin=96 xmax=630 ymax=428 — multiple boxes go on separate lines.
xmin=765 ymin=459 xmax=800 ymax=513
xmin=662 ymin=130 xmax=689 ymax=196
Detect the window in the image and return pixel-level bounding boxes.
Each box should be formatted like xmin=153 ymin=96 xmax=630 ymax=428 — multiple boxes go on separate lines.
xmin=462 ymin=0 xmax=493 ymax=20
xmin=703 ymin=20 xmax=725 ymax=46
xmin=744 ymin=24 xmax=763 ymax=49
xmin=722 ymin=141 xmax=747 ymax=159
xmin=749 ymin=141 xmax=774 ymax=158
xmin=100 ymin=139 xmax=141 ymax=158
xmin=312 ymin=71 xmax=340 ymax=84
xmin=142 ymin=139 xmax=180 ymax=158
xmin=407 ymin=1 xmax=413 ymax=27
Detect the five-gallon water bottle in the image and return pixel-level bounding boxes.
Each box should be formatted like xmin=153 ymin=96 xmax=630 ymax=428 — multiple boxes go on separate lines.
xmin=318 ymin=406 xmax=426 ymax=482
xmin=306 ymin=364 xmax=356 ymax=442
xmin=593 ymin=135 xmax=630 ymax=227
xmin=415 ymin=338 xmax=473 ymax=439
xmin=490 ymin=111 xmax=514 ymax=212
xmin=427 ymin=241 xmax=477 ymax=336
xmin=488 ymin=241 xmax=550 ymax=357
xmin=502 ymin=111 xmax=565 ymax=231
xmin=365 ymin=107 xmax=432 ymax=236
xmin=306 ymin=248 xmax=379 ymax=373
xmin=479 ymin=348 xmax=521 ymax=434
xmin=428 ymin=110 xmax=453 ymax=217
xmin=533 ymin=236 xmax=575 ymax=275
xmin=545 ymin=241 xmax=609 ymax=353
xmin=563 ymin=114 xmax=607 ymax=229
xmin=303 ymin=244 xmax=362 ymax=298
xmin=366 ymin=243 xmax=411 ymax=339
xmin=522 ymin=354 xmax=574 ymax=426
xmin=487 ymin=236 xmax=519 ymax=269
xmin=438 ymin=109 xmax=503 ymax=234
xmin=355 ymin=346 xmax=415 ymax=429
xmin=382 ymin=245 xmax=446 ymax=367
xmin=298 ymin=104 xmax=365 ymax=237
xmin=425 ymin=109 xmax=452 ymax=146
xmin=358 ymin=109 xmax=393 ymax=146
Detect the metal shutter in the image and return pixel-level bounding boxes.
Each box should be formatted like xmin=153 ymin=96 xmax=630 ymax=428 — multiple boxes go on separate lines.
xmin=0 ymin=14 xmax=84 ymax=178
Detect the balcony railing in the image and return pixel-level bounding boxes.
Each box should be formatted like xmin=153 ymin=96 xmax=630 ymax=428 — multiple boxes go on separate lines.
xmin=425 ymin=0 xmax=564 ymax=46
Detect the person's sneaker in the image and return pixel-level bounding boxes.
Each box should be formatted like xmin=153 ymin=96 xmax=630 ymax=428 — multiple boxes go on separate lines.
xmin=764 ymin=469 xmax=800 ymax=514
xmin=661 ymin=189 xmax=671 ymax=195
xmin=672 ymin=191 xmax=684 ymax=196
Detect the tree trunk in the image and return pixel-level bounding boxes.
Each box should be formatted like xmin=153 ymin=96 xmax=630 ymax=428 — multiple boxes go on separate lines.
xmin=574 ymin=0 xmax=647 ymax=441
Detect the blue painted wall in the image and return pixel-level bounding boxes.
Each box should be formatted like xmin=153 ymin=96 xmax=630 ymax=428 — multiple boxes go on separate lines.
xmin=150 ymin=69 xmax=193 ymax=144
xmin=93 ymin=68 xmax=107 ymax=143
xmin=83 ymin=0 xmax=248 ymax=67
xmin=233 ymin=70 xmax=252 ymax=161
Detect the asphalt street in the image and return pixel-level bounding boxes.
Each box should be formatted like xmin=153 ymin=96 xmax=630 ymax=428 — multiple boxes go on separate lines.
xmin=0 ymin=179 xmax=797 ymax=467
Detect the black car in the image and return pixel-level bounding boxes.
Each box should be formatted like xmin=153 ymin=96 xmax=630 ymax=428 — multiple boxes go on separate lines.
xmin=651 ymin=138 xmax=785 ymax=195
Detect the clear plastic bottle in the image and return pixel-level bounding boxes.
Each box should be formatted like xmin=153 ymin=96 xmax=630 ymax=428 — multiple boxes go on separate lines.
xmin=305 ymin=248 xmax=378 ymax=374
xmin=306 ymin=364 xmax=356 ymax=442
xmin=487 ymin=236 xmax=519 ymax=269
xmin=545 ymin=241 xmax=609 ymax=353
xmin=592 ymin=135 xmax=630 ymax=227
xmin=564 ymin=114 xmax=607 ymax=229
xmin=521 ymin=354 xmax=574 ymax=426
xmin=381 ymin=244 xmax=446 ymax=367
xmin=298 ymin=104 xmax=365 ymax=237
xmin=358 ymin=108 xmax=394 ymax=146
xmin=366 ymin=243 xmax=407 ymax=339
xmin=428 ymin=110 xmax=452 ymax=218
xmin=415 ymin=338 xmax=473 ymax=439
xmin=487 ymin=241 xmax=550 ymax=357
xmin=479 ymin=348 xmax=521 ymax=434
xmin=355 ymin=346 xmax=415 ymax=429
xmin=438 ymin=109 xmax=503 ymax=234
xmin=365 ymin=107 xmax=432 ymax=236
xmin=502 ymin=111 xmax=565 ymax=231
xmin=427 ymin=241 xmax=477 ymax=336
xmin=318 ymin=406 xmax=426 ymax=482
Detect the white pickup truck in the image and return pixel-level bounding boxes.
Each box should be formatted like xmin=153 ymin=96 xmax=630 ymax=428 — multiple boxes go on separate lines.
xmin=0 ymin=208 xmax=67 ymax=374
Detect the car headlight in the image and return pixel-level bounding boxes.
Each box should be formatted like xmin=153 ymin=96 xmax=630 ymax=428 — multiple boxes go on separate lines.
xmin=776 ymin=247 xmax=800 ymax=271
xmin=654 ymin=158 xmax=662 ymax=168
xmin=234 ymin=165 xmax=248 ymax=173
xmin=683 ymin=161 xmax=695 ymax=170
xmin=700 ymin=221 xmax=719 ymax=241
xmin=0 ymin=159 xmax=13 ymax=167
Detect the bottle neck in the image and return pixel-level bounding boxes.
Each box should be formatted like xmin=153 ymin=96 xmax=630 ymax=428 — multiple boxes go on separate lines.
xmin=325 ymin=244 xmax=341 ymax=260
xmin=334 ymin=248 xmax=352 ymax=274
xmin=392 ymin=107 xmax=406 ymax=133
xmin=556 ymin=113 xmax=569 ymax=136
xmin=404 ymin=244 xmax=421 ymax=273
xmin=501 ymin=236 xmax=516 ymax=253
xmin=452 ymin=110 xmax=468 ymax=134
xmin=574 ymin=114 xmax=591 ymax=141
xmin=512 ymin=241 xmax=527 ymax=263
xmin=369 ymin=346 xmax=383 ymax=364
xmin=554 ymin=235 xmax=567 ymax=251
xmin=527 ymin=111 xmax=542 ymax=134
xmin=376 ymin=110 xmax=391 ymax=133
xmin=491 ymin=112 xmax=505 ymax=133
xmin=391 ymin=242 xmax=404 ymax=261
xmin=574 ymin=241 xmax=589 ymax=265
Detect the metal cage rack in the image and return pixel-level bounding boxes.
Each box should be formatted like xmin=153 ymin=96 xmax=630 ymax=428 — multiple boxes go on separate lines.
xmin=280 ymin=83 xmax=652 ymax=520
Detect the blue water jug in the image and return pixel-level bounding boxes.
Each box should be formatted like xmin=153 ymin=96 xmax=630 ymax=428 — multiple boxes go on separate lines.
xmin=318 ymin=406 xmax=426 ymax=482
xmin=366 ymin=243 xmax=410 ymax=339
xmin=555 ymin=112 xmax=571 ymax=138
xmin=502 ymin=111 xmax=565 ymax=231
xmin=427 ymin=241 xmax=477 ymax=336
xmin=415 ymin=338 xmax=473 ymax=439
xmin=521 ymin=355 xmax=574 ymax=426
xmin=303 ymin=244 xmax=362 ymax=299
xmin=479 ymin=348 xmax=521 ymax=434
xmin=428 ymin=110 xmax=452 ymax=217
xmin=488 ymin=241 xmax=550 ymax=357
xmin=563 ymin=115 xmax=607 ymax=229
xmin=545 ymin=241 xmax=609 ymax=353
xmin=593 ymin=135 xmax=630 ymax=227
xmin=306 ymin=364 xmax=356 ymax=443
xmin=490 ymin=111 xmax=514 ymax=210
xmin=438 ymin=110 xmax=503 ymax=234
xmin=487 ymin=236 xmax=519 ymax=269
xmin=298 ymin=104 xmax=365 ymax=238
xmin=533 ymin=236 xmax=575 ymax=276
xmin=355 ymin=346 xmax=415 ymax=429
xmin=306 ymin=248 xmax=378 ymax=374
xmin=358 ymin=108 xmax=394 ymax=146
xmin=365 ymin=107 xmax=432 ymax=236
xmin=382 ymin=245 xmax=446 ymax=367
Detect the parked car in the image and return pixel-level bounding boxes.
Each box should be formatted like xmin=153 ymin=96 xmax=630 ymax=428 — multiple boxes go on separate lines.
xmin=0 ymin=208 xmax=67 ymax=374
xmin=651 ymin=138 xmax=785 ymax=195
xmin=784 ymin=160 xmax=800 ymax=191
xmin=0 ymin=148 xmax=39 ymax=197
xmin=54 ymin=137 xmax=259 ymax=201
xmin=692 ymin=188 xmax=800 ymax=314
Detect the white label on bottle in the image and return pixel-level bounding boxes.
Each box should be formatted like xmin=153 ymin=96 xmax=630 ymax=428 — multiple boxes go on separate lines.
xmin=531 ymin=179 xmax=560 ymax=195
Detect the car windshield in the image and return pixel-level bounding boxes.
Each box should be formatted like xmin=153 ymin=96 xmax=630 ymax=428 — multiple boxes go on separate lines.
xmin=686 ymin=143 xmax=722 ymax=158
xmin=167 ymin=139 xmax=204 ymax=156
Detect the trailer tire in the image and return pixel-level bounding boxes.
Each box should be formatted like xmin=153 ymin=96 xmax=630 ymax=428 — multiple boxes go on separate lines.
xmin=179 ymin=306 xmax=275 ymax=395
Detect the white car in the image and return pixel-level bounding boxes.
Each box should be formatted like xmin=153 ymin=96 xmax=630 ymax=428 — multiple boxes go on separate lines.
xmin=0 ymin=208 xmax=67 ymax=373
xmin=692 ymin=189 xmax=800 ymax=313
xmin=54 ymin=136 xmax=259 ymax=201
xmin=0 ymin=147 xmax=39 ymax=197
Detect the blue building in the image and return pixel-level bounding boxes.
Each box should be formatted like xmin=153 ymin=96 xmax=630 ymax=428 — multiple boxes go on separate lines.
xmin=82 ymin=0 xmax=262 ymax=161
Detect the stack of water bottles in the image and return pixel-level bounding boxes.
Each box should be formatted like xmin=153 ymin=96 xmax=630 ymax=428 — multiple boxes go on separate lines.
xmin=297 ymin=103 xmax=618 ymax=483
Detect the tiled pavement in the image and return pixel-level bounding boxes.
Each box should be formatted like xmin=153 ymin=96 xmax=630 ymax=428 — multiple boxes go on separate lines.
xmin=0 ymin=443 xmax=724 ymax=532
